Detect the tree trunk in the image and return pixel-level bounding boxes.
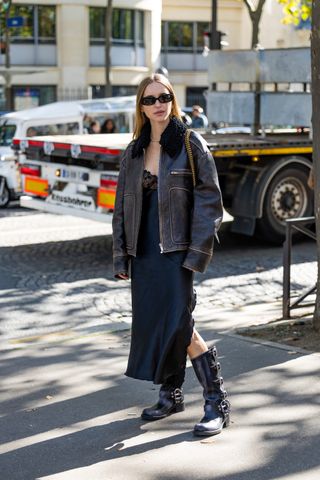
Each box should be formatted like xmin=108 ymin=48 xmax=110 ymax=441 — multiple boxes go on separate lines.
xmin=242 ymin=0 xmax=266 ymax=134
xmin=243 ymin=0 xmax=267 ymax=48
xmin=105 ymin=0 xmax=113 ymax=98
xmin=311 ymin=0 xmax=320 ymax=332
xmin=4 ymin=5 xmax=12 ymax=110
xmin=251 ymin=12 xmax=260 ymax=49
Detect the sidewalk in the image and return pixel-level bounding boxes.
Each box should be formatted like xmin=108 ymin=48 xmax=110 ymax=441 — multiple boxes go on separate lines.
xmin=1 ymin=302 xmax=320 ymax=480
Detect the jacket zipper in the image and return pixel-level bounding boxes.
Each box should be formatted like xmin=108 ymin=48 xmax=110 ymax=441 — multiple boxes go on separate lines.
xmin=158 ymin=146 xmax=164 ymax=253
xmin=170 ymin=170 xmax=192 ymax=175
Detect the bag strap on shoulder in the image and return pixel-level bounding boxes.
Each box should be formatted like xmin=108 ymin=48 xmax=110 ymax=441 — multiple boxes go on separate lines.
xmin=185 ymin=129 xmax=196 ymax=188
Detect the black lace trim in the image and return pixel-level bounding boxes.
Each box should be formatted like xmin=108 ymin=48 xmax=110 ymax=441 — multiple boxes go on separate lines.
xmin=143 ymin=169 xmax=158 ymax=190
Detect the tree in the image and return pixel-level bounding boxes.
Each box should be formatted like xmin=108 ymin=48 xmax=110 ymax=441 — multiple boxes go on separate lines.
xmin=242 ymin=0 xmax=267 ymax=48
xmin=310 ymin=0 xmax=320 ymax=332
xmin=278 ymin=0 xmax=319 ymax=332
xmin=105 ymin=0 xmax=113 ymax=97
xmin=1 ymin=0 xmax=13 ymax=110
xmin=278 ymin=0 xmax=311 ymax=25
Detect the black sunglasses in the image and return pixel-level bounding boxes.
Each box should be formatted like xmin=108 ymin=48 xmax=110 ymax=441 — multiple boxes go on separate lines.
xmin=141 ymin=93 xmax=174 ymax=106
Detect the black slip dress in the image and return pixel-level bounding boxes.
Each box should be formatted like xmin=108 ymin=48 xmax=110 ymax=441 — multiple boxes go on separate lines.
xmin=125 ymin=170 xmax=195 ymax=385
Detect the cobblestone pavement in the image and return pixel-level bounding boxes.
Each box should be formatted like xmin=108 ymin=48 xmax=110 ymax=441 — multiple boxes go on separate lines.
xmin=0 ymin=205 xmax=316 ymax=341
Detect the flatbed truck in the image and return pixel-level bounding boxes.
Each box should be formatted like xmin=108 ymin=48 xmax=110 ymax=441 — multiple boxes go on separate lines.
xmin=13 ymin=48 xmax=314 ymax=242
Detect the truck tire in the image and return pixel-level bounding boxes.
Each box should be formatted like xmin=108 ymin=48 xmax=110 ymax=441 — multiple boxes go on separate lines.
xmin=256 ymin=166 xmax=313 ymax=244
xmin=0 ymin=177 xmax=10 ymax=208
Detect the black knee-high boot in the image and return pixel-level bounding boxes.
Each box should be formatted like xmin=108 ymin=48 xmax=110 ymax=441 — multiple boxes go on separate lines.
xmin=191 ymin=346 xmax=230 ymax=436
xmin=141 ymin=369 xmax=185 ymax=421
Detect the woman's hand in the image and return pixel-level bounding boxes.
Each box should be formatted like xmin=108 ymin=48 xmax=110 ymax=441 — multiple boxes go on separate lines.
xmin=118 ymin=273 xmax=129 ymax=280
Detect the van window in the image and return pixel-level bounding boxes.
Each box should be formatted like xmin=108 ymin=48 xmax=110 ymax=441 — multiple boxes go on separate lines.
xmin=89 ymin=113 xmax=131 ymax=134
xmin=0 ymin=122 xmax=17 ymax=146
xmin=26 ymin=122 xmax=81 ymax=137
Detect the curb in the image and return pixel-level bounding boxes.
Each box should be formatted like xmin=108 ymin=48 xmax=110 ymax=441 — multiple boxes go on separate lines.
xmin=221 ymin=329 xmax=320 ymax=357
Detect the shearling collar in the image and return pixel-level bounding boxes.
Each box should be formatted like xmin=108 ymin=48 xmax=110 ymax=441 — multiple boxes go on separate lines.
xmin=132 ymin=116 xmax=187 ymax=159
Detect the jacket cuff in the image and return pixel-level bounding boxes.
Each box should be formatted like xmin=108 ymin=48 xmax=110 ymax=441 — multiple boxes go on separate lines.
xmin=113 ymin=255 xmax=129 ymax=278
xmin=182 ymin=247 xmax=212 ymax=274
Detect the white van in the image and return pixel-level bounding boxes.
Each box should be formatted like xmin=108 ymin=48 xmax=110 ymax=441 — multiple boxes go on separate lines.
xmin=0 ymin=95 xmax=136 ymax=207
xmin=0 ymin=101 xmax=84 ymax=207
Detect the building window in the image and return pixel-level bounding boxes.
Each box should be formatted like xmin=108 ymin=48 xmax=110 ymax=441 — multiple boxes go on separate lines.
xmin=38 ymin=6 xmax=56 ymax=43
xmin=186 ymin=87 xmax=207 ymax=112
xmin=92 ymin=85 xmax=137 ymax=98
xmin=136 ymin=10 xmax=144 ymax=43
xmin=0 ymin=86 xmax=5 ymax=113
xmin=168 ymin=22 xmax=193 ymax=50
xmin=89 ymin=8 xmax=144 ymax=45
xmin=2 ymin=5 xmax=34 ymax=43
xmin=12 ymin=86 xmax=56 ymax=110
xmin=197 ymin=22 xmax=210 ymax=50
xmin=0 ymin=5 xmax=56 ymax=44
xmin=113 ymin=9 xmax=133 ymax=42
xmin=90 ymin=8 xmax=104 ymax=40
xmin=162 ymin=21 xmax=211 ymax=53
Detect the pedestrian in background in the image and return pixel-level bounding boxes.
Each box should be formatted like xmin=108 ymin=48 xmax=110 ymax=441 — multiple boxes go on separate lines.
xmin=101 ymin=118 xmax=116 ymax=133
xmin=112 ymin=73 xmax=230 ymax=436
xmin=180 ymin=109 xmax=192 ymax=127
xmin=191 ymin=105 xmax=208 ymax=129
xmin=88 ymin=120 xmax=101 ymax=134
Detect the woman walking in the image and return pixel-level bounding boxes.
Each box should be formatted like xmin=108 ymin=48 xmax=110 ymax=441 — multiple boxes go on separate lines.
xmin=112 ymin=73 xmax=230 ymax=436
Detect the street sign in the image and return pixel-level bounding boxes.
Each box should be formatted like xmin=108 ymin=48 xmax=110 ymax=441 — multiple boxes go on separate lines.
xmin=6 ymin=16 xmax=25 ymax=28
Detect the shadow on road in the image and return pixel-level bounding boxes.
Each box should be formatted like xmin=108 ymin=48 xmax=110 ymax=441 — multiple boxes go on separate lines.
xmin=0 ymin=332 xmax=317 ymax=480
xmin=0 ymin=228 xmax=316 ymax=290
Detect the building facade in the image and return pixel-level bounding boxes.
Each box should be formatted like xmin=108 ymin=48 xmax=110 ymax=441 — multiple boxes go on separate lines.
xmin=0 ymin=0 xmax=310 ymax=111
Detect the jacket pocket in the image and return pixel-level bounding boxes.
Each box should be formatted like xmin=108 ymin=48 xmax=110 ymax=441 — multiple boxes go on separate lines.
xmin=169 ymin=187 xmax=192 ymax=244
xmin=124 ymin=193 xmax=135 ymax=249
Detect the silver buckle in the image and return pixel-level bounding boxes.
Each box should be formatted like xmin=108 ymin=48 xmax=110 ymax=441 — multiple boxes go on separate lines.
xmin=218 ymin=399 xmax=231 ymax=414
xmin=171 ymin=388 xmax=183 ymax=404
xmin=214 ymin=376 xmax=224 ymax=388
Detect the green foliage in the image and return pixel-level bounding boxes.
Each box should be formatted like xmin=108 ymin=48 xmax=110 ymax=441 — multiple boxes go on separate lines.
xmin=278 ymin=0 xmax=312 ymax=25
xmin=1 ymin=1 xmax=12 ymax=12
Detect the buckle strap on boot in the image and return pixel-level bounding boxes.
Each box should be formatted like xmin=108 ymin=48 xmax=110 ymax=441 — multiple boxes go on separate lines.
xmin=192 ymin=345 xmax=231 ymax=436
xmin=218 ymin=398 xmax=231 ymax=416
xmin=170 ymin=387 xmax=184 ymax=405
xmin=208 ymin=347 xmax=218 ymax=366
xmin=141 ymin=387 xmax=185 ymax=421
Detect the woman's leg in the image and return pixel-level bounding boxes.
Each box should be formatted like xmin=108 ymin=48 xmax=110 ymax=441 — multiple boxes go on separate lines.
xmin=187 ymin=328 xmax=208 ymax=359
xmin=141 ymin=364 xmax=186 ymax=421
xmin=187 ymin=328 xmax=230 ymax=436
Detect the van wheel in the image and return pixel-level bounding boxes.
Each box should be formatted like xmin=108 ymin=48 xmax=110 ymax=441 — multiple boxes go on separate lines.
xmin=256 ymin=166 xmax=313 ymax=244
xmin=0 ymin=177 xmax=10 ymax=208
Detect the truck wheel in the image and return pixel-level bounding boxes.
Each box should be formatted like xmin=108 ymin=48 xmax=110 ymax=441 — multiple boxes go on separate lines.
xmin=0 ymin=177 xmax=10 ymax=208
xmin=257 ymin=166 xmax=313 ymax=243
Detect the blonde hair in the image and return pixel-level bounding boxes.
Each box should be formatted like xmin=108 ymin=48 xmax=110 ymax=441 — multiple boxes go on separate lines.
xmin=133 ymin=74 xmax=182 ymax=139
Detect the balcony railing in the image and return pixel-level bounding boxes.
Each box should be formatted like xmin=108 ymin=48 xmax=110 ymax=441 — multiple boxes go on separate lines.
xmin=160 ymin=52 xmax=208 ymax=72
xmin=89 ymin=45 xmax=145 ymax=67
xmin=0 ymin=44 xmax=56 ymax=66
xmin=283 ymin=216 xmax=316 ymax=318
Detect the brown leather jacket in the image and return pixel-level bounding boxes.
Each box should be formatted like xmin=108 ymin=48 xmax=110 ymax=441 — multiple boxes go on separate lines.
xmin=112 ymin=117 xmax=223 ymax=277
